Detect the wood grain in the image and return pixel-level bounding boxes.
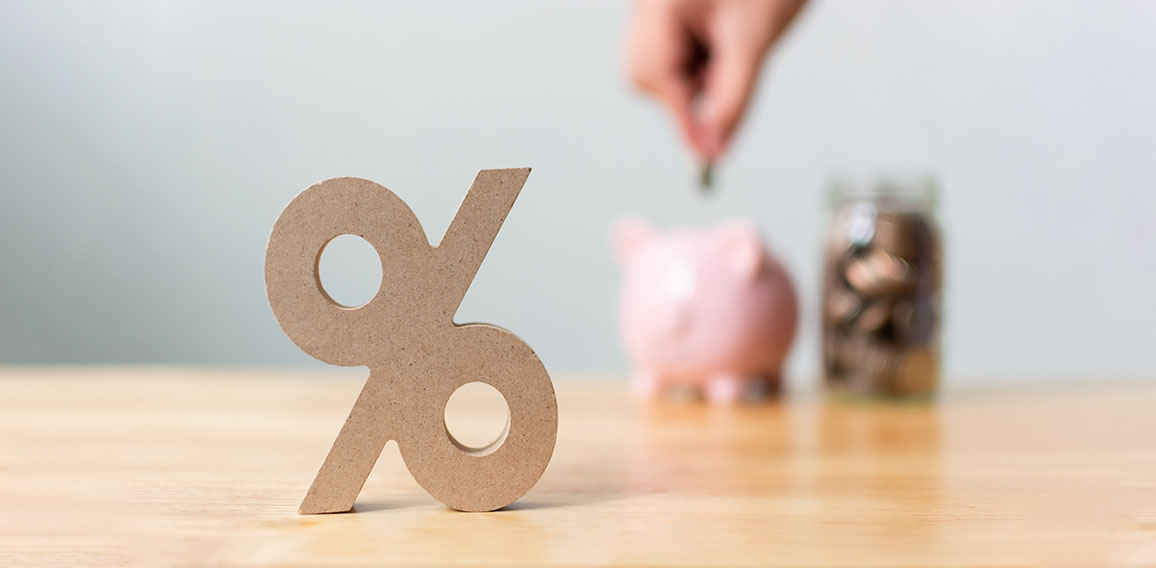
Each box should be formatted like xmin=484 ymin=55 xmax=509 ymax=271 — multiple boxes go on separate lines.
xmin=1 ymin=368 xmax=1153 ymax=567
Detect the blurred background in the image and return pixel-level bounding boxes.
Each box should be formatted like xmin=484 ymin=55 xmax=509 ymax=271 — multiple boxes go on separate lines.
xmin=1 ymin=0 xmax=1153 ymax=388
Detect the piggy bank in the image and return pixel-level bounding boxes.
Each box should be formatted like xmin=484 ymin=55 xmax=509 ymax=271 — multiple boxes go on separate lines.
xmin=614 ymin=219 xmax=798 ymax=403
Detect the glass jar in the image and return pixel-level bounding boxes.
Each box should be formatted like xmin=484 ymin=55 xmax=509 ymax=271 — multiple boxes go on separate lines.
xmin=821 ymin=175 xmax=942 ymax=397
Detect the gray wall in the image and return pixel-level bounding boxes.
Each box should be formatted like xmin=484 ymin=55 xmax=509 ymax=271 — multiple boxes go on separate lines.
xmin=2 ymin=1 xmax=1154 ymax=386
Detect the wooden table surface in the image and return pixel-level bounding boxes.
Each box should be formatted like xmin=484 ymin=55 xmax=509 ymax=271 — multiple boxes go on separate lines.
xmin=1 ymin=368 xmax=1154 ymax=567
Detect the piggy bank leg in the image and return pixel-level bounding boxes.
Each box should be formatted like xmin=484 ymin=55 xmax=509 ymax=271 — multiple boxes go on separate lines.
xmin=705 ymin=373 xmax=745 ymax=404
xmin=631 ymin=371 xmax=663 ymax=400
xmin=762 ymin=371 xmax=783 ymax=396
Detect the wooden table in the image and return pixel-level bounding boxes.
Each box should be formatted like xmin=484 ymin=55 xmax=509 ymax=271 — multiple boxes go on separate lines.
xmin=1 ymin=368 xmax=1153 ymax=567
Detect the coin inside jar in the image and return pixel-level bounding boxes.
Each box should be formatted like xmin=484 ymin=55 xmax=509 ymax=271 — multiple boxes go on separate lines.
xmin=852 ymin=300 xmax=892 ymax=335
xmin=889 ymin=298 xmax=917 ymax=342
xmin=890 ymin=348 xmax=936 ymax=394
xmin=824 ymin=287 xmax=861 ymax=328
xmin=844 ymin=248 xmax=915 ymax=297
xmin=873 ymin=212 xmax=925 ymax=261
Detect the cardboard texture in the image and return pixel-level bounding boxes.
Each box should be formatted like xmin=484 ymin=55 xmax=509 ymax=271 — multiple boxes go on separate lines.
xmin=265 ymin=169 xmax=557 ymax=514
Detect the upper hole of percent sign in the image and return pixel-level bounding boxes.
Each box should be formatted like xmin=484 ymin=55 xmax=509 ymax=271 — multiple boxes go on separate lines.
xmin=318 ymin=234 xmax=382 ymax=308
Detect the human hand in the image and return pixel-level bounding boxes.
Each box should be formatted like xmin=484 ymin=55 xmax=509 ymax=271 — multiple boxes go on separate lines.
xmin=626 ymin=0 xmax=806 ymax=161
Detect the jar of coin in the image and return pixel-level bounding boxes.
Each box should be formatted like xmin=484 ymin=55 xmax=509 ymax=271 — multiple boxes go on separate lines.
xmin=821 ymin=175 xmax=941 ymax=398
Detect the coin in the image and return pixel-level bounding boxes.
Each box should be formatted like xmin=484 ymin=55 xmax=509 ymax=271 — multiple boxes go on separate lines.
xmin=873 ymin=212 xmax=924 ymax=260
xmin=891 ymin=348 xmax=937 ymax=394
xmin=844 ymin=339 xmax=899 ymax=394
xmin=844 ymin=248 xmax=915 ymax=297
xmin=824 ymin=286 xmax=861 ymax=329
xmin=699 ymin=161 xmax=714 ymax=193
xmin=822 ymin=332 xmax=847 ymax=381
xmin=844 ymin=201 xmax=877 ymax=248
xmin=890 ymin=298 xmax=917 ymax=343
xmin=853 ymin=300 xmax=892 ymax=335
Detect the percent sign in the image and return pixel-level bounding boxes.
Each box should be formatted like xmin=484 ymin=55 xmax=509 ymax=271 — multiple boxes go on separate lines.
xmin=265 ymin=169 xmax=557 ymax=513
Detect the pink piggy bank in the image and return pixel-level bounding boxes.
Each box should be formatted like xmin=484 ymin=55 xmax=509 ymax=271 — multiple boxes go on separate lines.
xmin=614 ymin=219 xmax=798 ymax=403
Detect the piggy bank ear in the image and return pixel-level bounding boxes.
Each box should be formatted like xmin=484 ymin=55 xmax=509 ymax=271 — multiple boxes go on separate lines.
xmin=720 ymin=219 xmax=765 ymax=279
xmin=613 ymin=217 xmax=655 ymax=265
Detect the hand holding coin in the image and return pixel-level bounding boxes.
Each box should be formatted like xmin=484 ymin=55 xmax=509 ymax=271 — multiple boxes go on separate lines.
xmin=626 ymin=0 xmax=808 ymax=164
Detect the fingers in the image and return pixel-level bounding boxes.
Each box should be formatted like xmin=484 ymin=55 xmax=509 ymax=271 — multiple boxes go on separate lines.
xmin=631 ymin=48 xmax=718 ymax=161
xmin=698 ymin=43 xmax=760 ymax=159
xmin=653 ymin=76 xmax=703 ymax=157
xmin=627 ymin=1 xmax=703 ymax=157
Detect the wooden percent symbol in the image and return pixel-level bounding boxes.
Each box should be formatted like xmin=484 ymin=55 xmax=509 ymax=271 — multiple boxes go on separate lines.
xmin=264 ymin=169 xmax=557 ymax=513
